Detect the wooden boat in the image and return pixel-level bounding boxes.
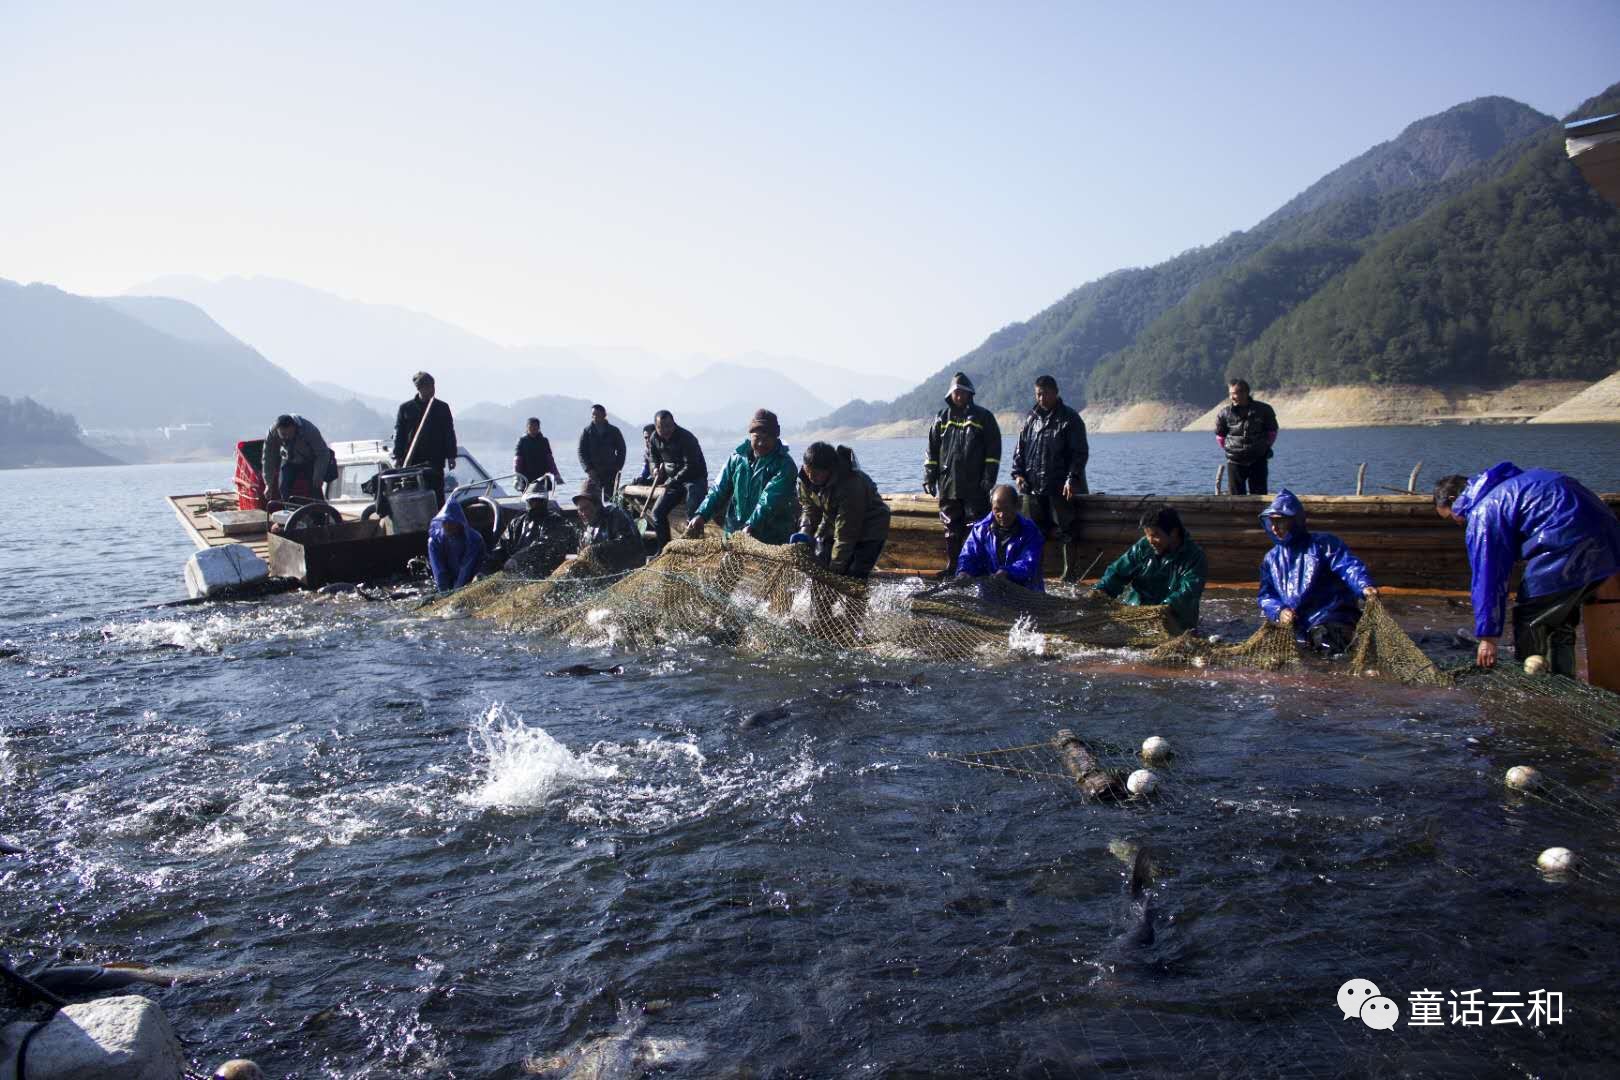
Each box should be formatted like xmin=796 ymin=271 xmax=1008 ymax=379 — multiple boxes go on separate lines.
xmin=873 ymin=492 xmax=1620 ymax=591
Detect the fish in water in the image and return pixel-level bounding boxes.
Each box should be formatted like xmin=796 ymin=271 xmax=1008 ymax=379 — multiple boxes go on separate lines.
xmin=1118 ymin=847 xmax=1155 ymax=948
xmin=0 ymin=647 xmax=22 ymax=659
xmin=739 ymin=705 xmax=792 ymax=729
xmin=0 ymin=838 xmax=25 ymax=855
xmin=29 ymin=961 xmax=218 ymax=996
xmin=523 ymin=1002 xmax=698 ymax=1079
xmin=317 ymin=582 xmax=358 ymax=595
xmin=826 ymin=673 xmax=926 ymax=697
xmin=547 ymin=664 xmax=626 ymax=678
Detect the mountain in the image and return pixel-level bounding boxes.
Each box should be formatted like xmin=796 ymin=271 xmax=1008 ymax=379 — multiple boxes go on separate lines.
xmin=125 ymin=276 xmax=883 ymax=424
xmin=0 ymin=396 xmax=121 ymax=469
xmin=0 ymin=279 xmax=390 ymax=460
xmin=814 ymin=93 xmax=1568 ymax=428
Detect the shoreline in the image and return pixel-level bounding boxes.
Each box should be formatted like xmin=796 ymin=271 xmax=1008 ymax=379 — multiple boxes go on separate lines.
xmin=796 ymin=377 xmax=1619 ymax=443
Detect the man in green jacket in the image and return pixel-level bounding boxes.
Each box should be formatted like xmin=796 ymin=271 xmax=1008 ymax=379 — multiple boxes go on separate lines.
xmin=1095 ymin=504 xmax=1208 ymax=634
xmin=686 ymin=409 xmax=798 ymax=544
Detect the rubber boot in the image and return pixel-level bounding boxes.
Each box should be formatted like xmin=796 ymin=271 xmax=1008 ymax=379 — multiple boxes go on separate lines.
xmin=940 ymin=534 xmax=965 ymax=580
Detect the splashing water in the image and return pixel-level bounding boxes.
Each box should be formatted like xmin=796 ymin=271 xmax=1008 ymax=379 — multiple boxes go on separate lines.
xmin=463 ymin=703 xmax=619 ymax=808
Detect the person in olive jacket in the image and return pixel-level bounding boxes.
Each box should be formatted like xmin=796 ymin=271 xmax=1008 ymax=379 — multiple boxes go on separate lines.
xmin=1095 ymin=504 xmax=1208 ymax=634
xmin=923 ymin=372 xmax=1002 ymax=575
xmin=796 ymin=442 xmax=891 ymax=579
xmin=1010 ymin=374 xmax=1089 ymax=581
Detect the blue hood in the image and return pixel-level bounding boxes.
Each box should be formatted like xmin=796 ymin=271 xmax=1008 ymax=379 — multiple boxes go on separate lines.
xmin=1451 ymin=461 xmax=1523 ymax=519
xmin=429 ymin=496 xmax=472 ymax=538
xmin=1259 ymin=489 xmax=1307 ymax=547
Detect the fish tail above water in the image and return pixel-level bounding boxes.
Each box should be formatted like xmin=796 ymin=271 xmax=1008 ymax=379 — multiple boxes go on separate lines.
xmin=1123 ymin=846 xmax=1155 ymax=947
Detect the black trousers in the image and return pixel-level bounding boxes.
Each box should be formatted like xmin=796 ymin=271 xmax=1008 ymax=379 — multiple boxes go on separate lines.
xmin=1022 ymin=492 xmax=1080 ymax=543
xmin=1227 ymin=459 xmax=1268 ymax=495
xmin=1514 ymin=581 xmax=1602 ymax=676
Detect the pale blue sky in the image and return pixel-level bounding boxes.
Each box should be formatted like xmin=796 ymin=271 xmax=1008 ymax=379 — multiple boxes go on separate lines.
xmin=2 ymin=1 xmax=1616 ymax=381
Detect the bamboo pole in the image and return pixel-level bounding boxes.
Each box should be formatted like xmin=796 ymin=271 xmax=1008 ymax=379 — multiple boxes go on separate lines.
xmin=1408 ymin=461 xmax=1423 ymax=494
xmin=1355 ymin=463 xmax=1367 ymax=496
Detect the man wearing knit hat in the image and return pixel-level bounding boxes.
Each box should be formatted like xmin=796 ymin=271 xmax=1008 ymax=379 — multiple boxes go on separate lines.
xmin=686 ymin=408 xmax=798 ymax=544
xmin=923 ymin=372 xmax=1003 ymax=575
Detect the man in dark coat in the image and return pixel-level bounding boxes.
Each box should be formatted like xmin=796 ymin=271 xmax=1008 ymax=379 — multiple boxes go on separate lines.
xmin=573 ymin=478 xmax=647 ymax=571
xmin=513 ymin=418 xmax=561 ymax=486
xmin=647 ymin=410 xmax=710 ymax=549
xmin=262 ymin=413 xmax=332 ymax=506
xmin=797 ymin=442 xmax=890 ymax=579
xmin=577 ymin=404 xmax=627 ymax=494
xmin=392 ymin=371 xmax=458 ymax=504
xmin=1010 ymin=374 xmax=1089 ymax=581
xmin=923 ymin=372 xmax=1002 ymax=575
xmin=1214 ymin=378 xmax=1278 ymax=495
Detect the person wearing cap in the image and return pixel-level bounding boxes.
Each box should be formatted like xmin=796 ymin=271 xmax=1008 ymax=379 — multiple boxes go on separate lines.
xmin=514 ymin=418 xmax=562 ymax=487
xmin=392 ymin=372 xmax=458 ymax=505
xmin=797 ymin=442 xmax=890 ymax=579
xmin=483 ymin=479 xmax=577 ymax=578
xmin=647 ymin=410 xmax=709 ymax=550
xmin=262 ymin=413 xmax=332 ymax=506
xmin=427 ymin=497 xmax=486 ymax=591
xmin=686 ymin=409 xmax=798 ymax=545
xmin=578 ymin=405 xmax=627 ymax=495
xmin=1435 ymin=463 xmax=1620 ymax=674
xmin=924 ymin=372 xmax=1003 ymax=576
xmin=572 ymin=478 xmax=646 ymax=570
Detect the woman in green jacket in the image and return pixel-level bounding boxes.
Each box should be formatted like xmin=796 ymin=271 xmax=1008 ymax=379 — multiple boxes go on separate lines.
xmin=1095 ymin=504 xmax=1208 ymax=633
xmin=686 ymin=409 xmax=798 ymax=544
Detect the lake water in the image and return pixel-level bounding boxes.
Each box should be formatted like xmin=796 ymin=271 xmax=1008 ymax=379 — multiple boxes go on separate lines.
xmin=2 ymin=424 xmax=1619 ymax=1077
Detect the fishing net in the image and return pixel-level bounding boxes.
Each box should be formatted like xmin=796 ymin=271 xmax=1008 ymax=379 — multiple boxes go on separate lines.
xmin=427 ymin=533 xmax=1172 ymax=660
xmin=1146 ymin=598 xmax=1452 ymax=686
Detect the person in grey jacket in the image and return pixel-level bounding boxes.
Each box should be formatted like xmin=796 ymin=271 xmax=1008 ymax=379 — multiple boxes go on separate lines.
xmin=262 ymin=414 xmax=331 ymax=505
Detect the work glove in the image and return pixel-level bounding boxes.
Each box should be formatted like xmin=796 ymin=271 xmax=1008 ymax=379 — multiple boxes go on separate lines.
xmin=981 ymin=470 xmax=998 ymax=494
xmin=788 ymin=532 xmax=813 ymax=546
xmin=922 ymin=479 xmax=938 ymax=497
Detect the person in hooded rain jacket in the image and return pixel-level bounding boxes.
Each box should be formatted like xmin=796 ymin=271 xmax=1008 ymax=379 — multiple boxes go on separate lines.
xmin=955 ymin=484 xmax=1045 ymax=592
xmin=483 ymin=480 xmax=577 ymax=578
xmin=1435 ymin=463 xmax=1620 ymax=675
xmin=1258 ymin=489 xmax=1378 ymax=653
xmin=796 ymin=442 xmax=891 ymax=579
xmin=427 ymin=498 xmax=486 ymax=591
xmin=686 ymin=409 xmax=797 ymax=545
xmin=924 ymin=372 xmax=1003 ymax=576
xmin=1095 ymin=504 xmax=1208 ymax=634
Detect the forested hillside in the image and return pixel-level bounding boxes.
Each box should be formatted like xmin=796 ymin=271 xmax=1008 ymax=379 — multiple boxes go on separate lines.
xmin=0 ymin=396 xmax=120 ymax=468
xmin=811 ymin=91 xmax=1600 ymax=428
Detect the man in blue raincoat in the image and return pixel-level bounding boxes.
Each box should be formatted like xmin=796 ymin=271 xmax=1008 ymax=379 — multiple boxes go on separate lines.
xmin=1258 ymin=489 xmax=1378 ymax=654
xmin=955 ymin=484 xmax=1046 ymax=592
xmin=1435 ymin=463 xmax=1620 ymax=675
xmin=427 ymin=498 xmax=486 ymax=591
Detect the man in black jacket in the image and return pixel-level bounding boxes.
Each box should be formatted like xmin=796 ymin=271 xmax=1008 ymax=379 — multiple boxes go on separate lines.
xmin=577 ymin=405 xmax=627 ymax=494
xmin=647 ymin=410 xmax=709 ymax=550
xmin=483 ymin=480 xmax=577 ymax=579
xmin=1215 ymin=378 xmax=1278 ymax=495
xmin=513 ymin=418 xmax=561 ymax=486
xmin=392 ymin=371 xmax=458 ymax=504
xmin=1010 ymin=374 xmax=1089 ymax=581
xmin=923 ymin=372 xmax=1002 ymax=574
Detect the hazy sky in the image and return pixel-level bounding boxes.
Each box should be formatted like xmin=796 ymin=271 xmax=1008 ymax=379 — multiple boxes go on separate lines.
xmin=3 ymin=2 xmax=1617 ymax=382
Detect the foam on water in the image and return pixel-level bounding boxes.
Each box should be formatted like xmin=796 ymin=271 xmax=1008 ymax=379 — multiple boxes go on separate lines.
xmin=463 ymin=702 xmax=620 ymax=808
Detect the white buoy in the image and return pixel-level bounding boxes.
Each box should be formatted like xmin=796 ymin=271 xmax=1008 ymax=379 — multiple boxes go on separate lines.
xmin=1523 ymin=655 xmax=1547 ymax=675
xmin=1191 ymin=656 xmax=1207 ymax=669
xmin=1505 ymin=765 xmax=1541 ymax=790
xmin=1126 ymin=769 xmax=1159 ymax=797
xmin=1141 ymin=736 xmax=1173 ymax=764
xmin=1537 ymin=847 xmax=1576 ymax=873
xmin=1206 ymin=634 xmax=1223 ymax=645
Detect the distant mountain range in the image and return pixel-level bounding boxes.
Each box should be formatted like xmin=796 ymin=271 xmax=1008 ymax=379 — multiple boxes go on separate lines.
xmin=813 ymin=83 xmax=1620 ymax=431
xmin=124 ymin=275 xmax=909 ymax=433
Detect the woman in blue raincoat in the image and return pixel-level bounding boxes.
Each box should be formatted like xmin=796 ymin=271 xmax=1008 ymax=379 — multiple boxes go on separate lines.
xmin=1435 ymin=463 xmax=1620 ymax=674
xmin=428 ymin=498 xmax=487 ymax=591
xmin=1257 ymin=489 xmax=1378 ymax=654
